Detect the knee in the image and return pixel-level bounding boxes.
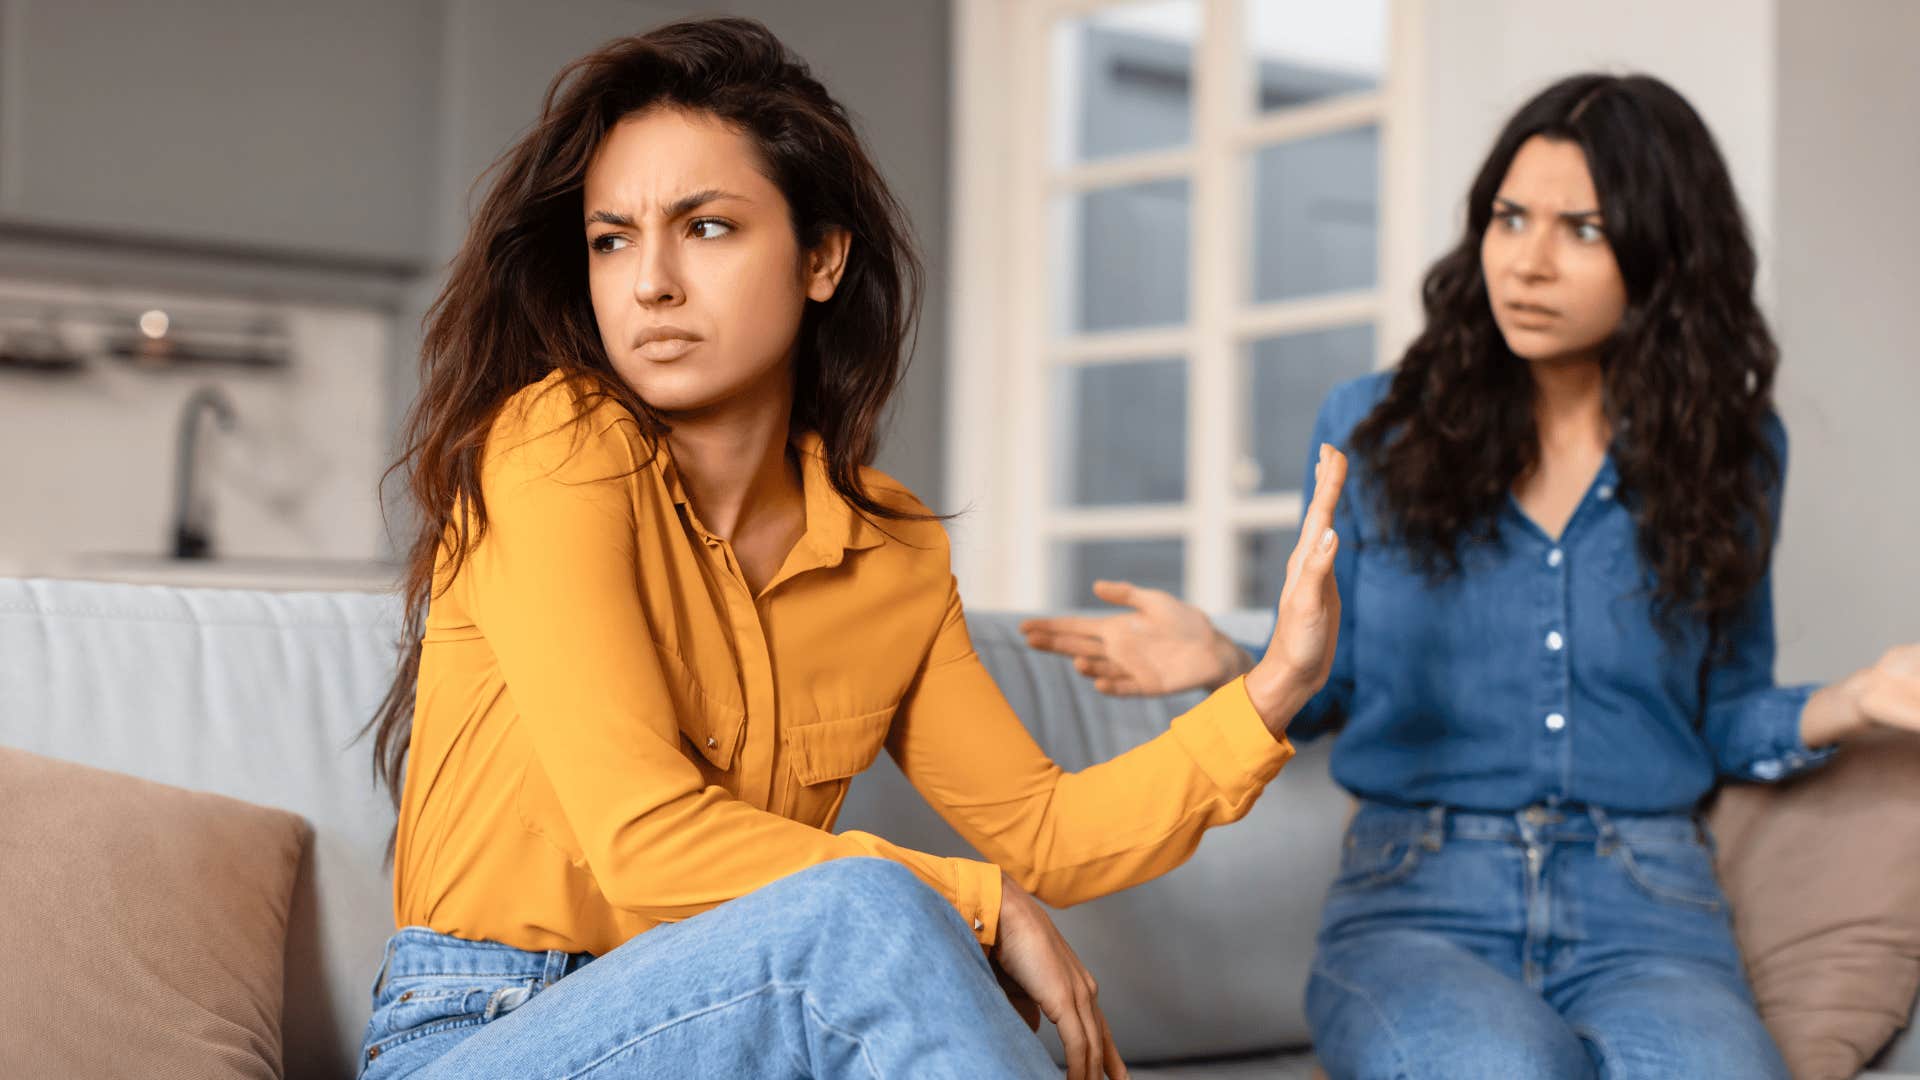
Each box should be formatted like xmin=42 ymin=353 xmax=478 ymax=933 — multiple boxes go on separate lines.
xmin=1572 ymin=975 xmax=1788 ymax=1080
xmin=1308 ymin=942 xmax=1590 ymax=1080
xmin=781 ymin=858 xmax=963 ymax=945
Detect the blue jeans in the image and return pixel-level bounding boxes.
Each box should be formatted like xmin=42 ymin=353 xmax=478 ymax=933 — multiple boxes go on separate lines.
xmin=356 ymin=858 xmax=1058 ymax=1078
xmin=1306 ymin=801 xmax=1789 ymax=1080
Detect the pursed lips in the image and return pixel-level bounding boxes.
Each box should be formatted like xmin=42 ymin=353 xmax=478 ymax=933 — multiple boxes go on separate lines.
xmin=633 ymin=326 xmax=701 ymax=360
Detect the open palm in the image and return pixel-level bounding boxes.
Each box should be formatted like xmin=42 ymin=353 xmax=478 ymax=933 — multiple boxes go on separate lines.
xmin=1025 ymin=445 xmax=1348 ymax=706
xmin=1020 ymin=580 xmax=1244 ymax=697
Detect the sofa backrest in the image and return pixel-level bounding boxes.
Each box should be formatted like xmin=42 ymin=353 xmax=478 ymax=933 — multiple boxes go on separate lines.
xmin=0 ymin=577 xmax=1344 ymax=1074
xmin=1 ymin=578 xmax=404 ymax=1080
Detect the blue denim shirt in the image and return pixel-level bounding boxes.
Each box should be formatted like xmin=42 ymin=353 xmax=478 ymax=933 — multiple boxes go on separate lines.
xmin=1252 ymin=372 xmax=1831 ymax=813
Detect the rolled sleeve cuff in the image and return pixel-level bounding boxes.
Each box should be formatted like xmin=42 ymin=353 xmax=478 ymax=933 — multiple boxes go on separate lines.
xmin=952 ymin=858 xmax=1003 ymax=947
xmin=1728 ymin=683 xmax=1836 ymax=782
xmin=1170 ymin=675 xmax=1297 ymax=799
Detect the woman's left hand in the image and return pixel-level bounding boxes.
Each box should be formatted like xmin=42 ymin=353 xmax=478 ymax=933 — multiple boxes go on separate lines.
xmin=1243 ymin=443 xmax=1347 ymax=735
xmin=1854 ymin=643 xmax=1920 ymax=733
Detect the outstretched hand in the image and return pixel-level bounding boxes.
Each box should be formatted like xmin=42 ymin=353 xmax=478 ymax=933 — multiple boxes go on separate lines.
xmin=1019 ymin=581 xmax=1248 ymax=697
xmin=1023 ymin=443 xmax=1349 ymax=736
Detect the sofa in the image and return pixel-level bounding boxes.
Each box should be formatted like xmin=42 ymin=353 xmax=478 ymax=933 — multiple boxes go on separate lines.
xmin=1 ymin=575 xmax=1915 ymax=1078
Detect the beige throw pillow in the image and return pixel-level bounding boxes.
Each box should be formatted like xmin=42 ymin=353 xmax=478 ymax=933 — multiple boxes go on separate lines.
xmin=0 ymin=747 xmax=310 ymax=1079
xmin=1710 ymin=728 xmax=1920 ymax=1080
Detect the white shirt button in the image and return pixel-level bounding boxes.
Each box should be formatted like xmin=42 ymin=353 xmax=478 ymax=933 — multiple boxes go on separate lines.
xmin=1597 ymin=485 xmax=1615 ymax=501
xmin=1547 ymin=549 xmax=1564 ymax=568
xmin=973 ymin=918 xmax=984 ymax=931
xmin=706 ymin=736 xmax=717 ymax=748
xmin=1546 ymin=631 xmax=1564 ymax=652
xmin=1545 ymin=713 xmax=1567 ymax=732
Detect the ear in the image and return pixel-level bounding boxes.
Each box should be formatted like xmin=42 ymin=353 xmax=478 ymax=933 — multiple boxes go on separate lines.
xmin=804 ymin=227 xmax=852 ymax=303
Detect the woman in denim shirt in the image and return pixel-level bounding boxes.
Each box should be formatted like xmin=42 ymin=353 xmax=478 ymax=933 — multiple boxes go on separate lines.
xmin=1026 ymin=73 xmax=1920 ymax=1078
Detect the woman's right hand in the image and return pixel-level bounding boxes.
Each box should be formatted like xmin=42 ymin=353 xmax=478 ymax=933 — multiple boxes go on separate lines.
xmin=993 ymin=874 xmax=1128 ymax=1080
xmin=1019 ymin=582 xmax=1248 ymax=697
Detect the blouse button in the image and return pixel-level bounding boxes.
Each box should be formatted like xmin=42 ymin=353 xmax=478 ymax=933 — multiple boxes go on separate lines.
xmin=1596 ymin=485 xmax=1615 ymax=501
xmin=1547 ymin=548 xmax=1564 ymax=568
xmin=1546 ymin=631 xmax=1564 ymax=652
xmin=706 ymin=736 xmax=718 ymax=748
xmin=1545 ymin=713 xmax=1567 ymax=732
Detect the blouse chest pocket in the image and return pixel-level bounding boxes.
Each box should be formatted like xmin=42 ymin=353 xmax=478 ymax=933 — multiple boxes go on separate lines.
xmin=778 ymin=706 xmax=896 ymax=825
xmin=653 ymin=642 xmax=748 ymax=778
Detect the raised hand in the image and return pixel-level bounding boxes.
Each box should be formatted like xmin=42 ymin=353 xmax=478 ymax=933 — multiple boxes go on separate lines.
xmin=1242 ymin=443 xmax=1348 ymax=735
xmin=1800 ymin=643 xmax=1920 ymax=749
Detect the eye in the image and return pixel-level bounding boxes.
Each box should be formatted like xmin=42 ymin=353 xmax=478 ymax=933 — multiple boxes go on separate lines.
xmin=1573 ymin=221 xmax=1606 ymax=244
xmin=1495 ymin=209 xmax=1525 ymax=233
xmin=589 ymin=233 xmax=629 ymax=254
xmin=689 ymin=217 xmax=734 ymax=240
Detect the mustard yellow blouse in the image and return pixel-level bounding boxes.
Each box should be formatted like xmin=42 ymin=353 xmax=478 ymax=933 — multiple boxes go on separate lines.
xmin=393 ymin=371 xmax=1295 ymax=955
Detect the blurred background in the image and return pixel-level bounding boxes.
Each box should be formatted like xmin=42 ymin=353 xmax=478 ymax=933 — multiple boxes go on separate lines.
xmin=0 ymin=0 xmax=1913 ymax=683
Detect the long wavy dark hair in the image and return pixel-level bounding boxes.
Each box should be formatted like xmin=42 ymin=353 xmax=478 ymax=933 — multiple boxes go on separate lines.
xmin=358 ymin=17 xmax=925 ymax=839
xmin=1351 ymin=73 xmax=1780 ymax=638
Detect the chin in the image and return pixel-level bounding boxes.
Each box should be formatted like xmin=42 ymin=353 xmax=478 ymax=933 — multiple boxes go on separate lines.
xmin=1499 ymin=329 xmax=1589 ymax=366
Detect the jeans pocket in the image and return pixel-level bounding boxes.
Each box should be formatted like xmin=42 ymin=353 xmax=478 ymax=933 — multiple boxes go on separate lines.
xmin=1613 ymin=839 xmax=1725 ymax=912
xmin=363 ymin=975 xmax=533 ymax=1063
xmin=1330 ymin=825 xmax=1426 ymax=893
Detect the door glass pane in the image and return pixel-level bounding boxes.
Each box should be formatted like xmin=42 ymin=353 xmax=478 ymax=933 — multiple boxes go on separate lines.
xmin=1058 ymin=178 xmax=1191 ymax=335
xmin=1238 ymin=526 xmax=1300 ymax=608
xmin=1057 ymin=358 xmax=1187 ymax=506
xmin=1054 ymin=1 xmax=1200 ymax=165
xmin=1246 ymin=0 xmax=1387 ymax=114
xmin=1249 ymin=126 xmax=1379 ymax=303
xmin=1056 ymin=537 xmax=1184 ymax=608
xmin=1240 ymin=324 xmax=1374 ymax=494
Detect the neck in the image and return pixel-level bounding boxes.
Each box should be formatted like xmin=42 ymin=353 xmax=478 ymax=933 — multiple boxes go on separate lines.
xmin=663 ymin=377 xmax=802 ymax=542
xmin=1528 ymin=355 xmax=1609 ymax=449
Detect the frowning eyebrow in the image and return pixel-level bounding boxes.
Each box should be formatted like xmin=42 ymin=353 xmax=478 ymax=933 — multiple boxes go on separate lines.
xmin=1494 ymin=195 xmax=1603 ymax=223
xmin=585 ymin=188 xmax=751 ymax=227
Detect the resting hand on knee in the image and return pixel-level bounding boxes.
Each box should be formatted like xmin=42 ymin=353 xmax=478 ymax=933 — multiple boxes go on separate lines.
xmin=993 ymin=873 xmax=1129 ymax=1080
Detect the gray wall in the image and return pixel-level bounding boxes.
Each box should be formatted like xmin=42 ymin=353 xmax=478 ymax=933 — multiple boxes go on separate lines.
xmin=391 ymin=0 xmax=952 ymax=534
xmin=1769 ymin=0 xmax=1920 ymax=681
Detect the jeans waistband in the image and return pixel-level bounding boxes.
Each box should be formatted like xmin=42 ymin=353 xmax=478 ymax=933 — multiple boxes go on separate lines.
xmin=1350 ymin=800 xmax=1708 ymax=850
xmin=373 ymin=926 xmax=596 ymax=998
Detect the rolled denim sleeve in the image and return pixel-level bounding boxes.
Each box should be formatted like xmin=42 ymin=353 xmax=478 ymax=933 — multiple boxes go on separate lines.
xmin=1701 ymin=418 xmax=1835 ymax=783
xmin=1700 ymin=588 xmax=1829 ymax=782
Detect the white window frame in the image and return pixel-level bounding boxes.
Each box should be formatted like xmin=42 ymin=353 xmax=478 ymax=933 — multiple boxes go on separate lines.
xmin=946 ymin=0 xmax=1426 ymax=612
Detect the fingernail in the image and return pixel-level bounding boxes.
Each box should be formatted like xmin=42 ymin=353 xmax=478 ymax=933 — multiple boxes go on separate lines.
xmin=1318 ymin=443 xmax=1329 ymax=463
xmin=1320 ymin=528 xmax=1335 ymax=551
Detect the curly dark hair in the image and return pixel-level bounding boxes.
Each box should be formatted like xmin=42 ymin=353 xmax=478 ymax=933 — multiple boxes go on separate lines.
xmin=1350 ymin=73 xmax=1781 ymax=637
xmin=358 ymin=17 xmax=926 ymax=842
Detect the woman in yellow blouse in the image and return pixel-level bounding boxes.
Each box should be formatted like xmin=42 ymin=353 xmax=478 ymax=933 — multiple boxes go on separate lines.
xmin=355 ymin=18 xmax=1347 ymax=1080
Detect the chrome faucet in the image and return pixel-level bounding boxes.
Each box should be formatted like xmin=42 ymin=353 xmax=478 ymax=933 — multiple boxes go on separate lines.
xmin=171 ymin=385 xmax=237 ymax=559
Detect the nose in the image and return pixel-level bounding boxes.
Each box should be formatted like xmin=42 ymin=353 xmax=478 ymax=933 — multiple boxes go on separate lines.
xmin=631 ymin=234 xmax=684 ymax=308
xmin=1510 ymin=222 xmax=1556 ymax=284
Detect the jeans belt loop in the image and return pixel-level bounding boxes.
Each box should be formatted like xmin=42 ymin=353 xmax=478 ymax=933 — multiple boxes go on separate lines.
xmin=1589 ymin=804 xmax=1620 ymax=856
xmin=1421 ymin=804 xmax=1447 ymax=852
xmin=373 ymin=937 xmax=397 ymax=999
xmin=541 ymin=948 xmax=571 ymax=988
